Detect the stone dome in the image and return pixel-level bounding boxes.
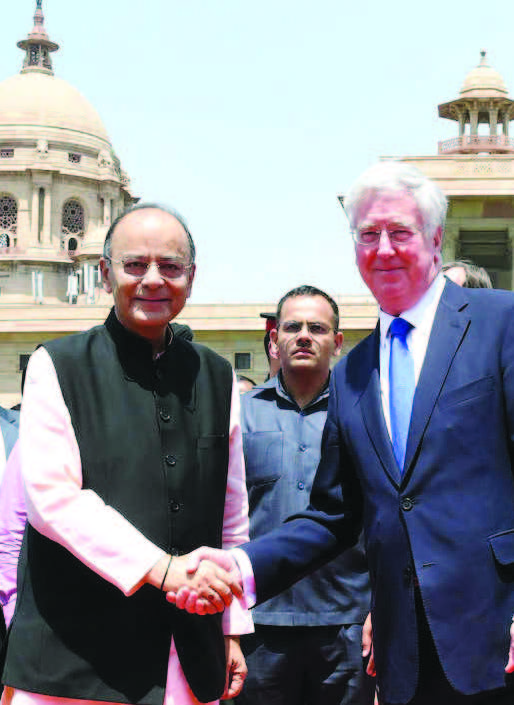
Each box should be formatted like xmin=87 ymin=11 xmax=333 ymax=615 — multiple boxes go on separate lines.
xmin=460 ymin=51 xmax=509 ymax=99
xmin=0 ymin=71 xmax=110 ymax=146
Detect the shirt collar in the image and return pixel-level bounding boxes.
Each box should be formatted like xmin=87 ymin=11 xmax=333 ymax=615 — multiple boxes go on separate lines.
xmin=272 ymin=370 xmax=330 ymax=408
xmin=379 ymin=272 xmax=445 ymax=345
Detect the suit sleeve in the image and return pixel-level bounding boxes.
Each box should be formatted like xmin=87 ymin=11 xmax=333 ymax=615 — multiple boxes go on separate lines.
xmin=242 ymin=368 xmax=364 ymax=605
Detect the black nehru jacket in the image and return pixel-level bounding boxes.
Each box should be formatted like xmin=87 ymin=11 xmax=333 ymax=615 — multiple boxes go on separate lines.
xmin=3 ymin=309 xmax=234 ymax=705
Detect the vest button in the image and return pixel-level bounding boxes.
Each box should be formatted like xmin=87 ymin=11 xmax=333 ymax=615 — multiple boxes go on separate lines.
xmin=170 ymin=501 xmax=181 ymax=513
xmin=160 ymin=410 xmax=172 ymax=422
xmin=401 ymin=497 xmax=414 ymax=511
xmin=165 ymin=454 xmax=177 ymax=467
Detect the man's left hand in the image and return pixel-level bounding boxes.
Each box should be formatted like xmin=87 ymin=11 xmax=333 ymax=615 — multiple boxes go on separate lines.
xmin=222 ymin=636 xmax=247 ymax=699
xmin=505 ymin=618 xmax=514 ymax=673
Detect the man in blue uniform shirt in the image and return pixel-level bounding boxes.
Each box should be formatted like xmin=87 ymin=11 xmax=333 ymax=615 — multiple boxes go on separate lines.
xmin=237 ymin=285 xmax=372 ymax=705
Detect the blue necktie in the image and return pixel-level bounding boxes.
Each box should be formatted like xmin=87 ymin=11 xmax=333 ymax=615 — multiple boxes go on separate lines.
xmin=389 ymin=317 xmax=415 ymax=472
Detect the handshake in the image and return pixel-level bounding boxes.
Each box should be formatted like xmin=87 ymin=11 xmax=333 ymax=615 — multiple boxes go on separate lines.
xmin=152 ymin=547 xmax=244 ymax=615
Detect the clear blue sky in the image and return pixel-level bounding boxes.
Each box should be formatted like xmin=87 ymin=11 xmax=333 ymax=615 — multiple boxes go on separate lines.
xmin=2 ymin=0 xmax=514 ymax=303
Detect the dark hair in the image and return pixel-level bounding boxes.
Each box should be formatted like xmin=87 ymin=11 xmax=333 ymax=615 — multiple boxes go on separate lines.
xmin=103 ymin=203 xmax=196 ymax=264
xmin=276 ymin=285 xmax=340 ymax=330
xmin=442 ymin=260 xmax=492 ymax=289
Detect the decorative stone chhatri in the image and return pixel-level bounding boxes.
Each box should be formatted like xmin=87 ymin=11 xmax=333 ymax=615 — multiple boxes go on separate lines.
xmin=17 ymin=0 xmax=59 ymax=76
xmin=438 ymin=51 xmax=514 ymax=155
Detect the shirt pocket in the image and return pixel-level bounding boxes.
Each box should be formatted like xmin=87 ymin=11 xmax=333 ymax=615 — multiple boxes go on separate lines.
xmin=243 ymin=431 xmax=283 ymax=485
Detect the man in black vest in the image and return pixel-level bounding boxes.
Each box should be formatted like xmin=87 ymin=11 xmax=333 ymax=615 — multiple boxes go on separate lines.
xmin=2 ymin=204 xmax=253 ymax=705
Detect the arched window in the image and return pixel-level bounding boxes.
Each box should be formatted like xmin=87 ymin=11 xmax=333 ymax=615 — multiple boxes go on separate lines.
xmin=0 ymin=195 xmax=18 ymax=248
xmin=61 ymin=199 xmax=85 ymax=237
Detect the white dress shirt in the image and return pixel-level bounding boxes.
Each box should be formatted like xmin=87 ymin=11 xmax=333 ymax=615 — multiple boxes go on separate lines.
xmin=379 ymin=273 xmax=446 ymax=436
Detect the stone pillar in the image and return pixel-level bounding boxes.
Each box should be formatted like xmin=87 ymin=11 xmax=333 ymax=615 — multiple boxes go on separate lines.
xmin=470 ymin=110 xmax=479 ymax=136
xmin=17 ymin=192 xmax=30 ymax=250
xmin=42 ymin=187 xmax=51 ymax=244
xmin=489 ymin=106 xmax=498 ymax=136
xmin=458 ymin=113 xmax=466 ymax=137
xmin=31 ymin=173 xmax=53 ymax=247
xmin=31 ymin=186 xmax=39 ymax=244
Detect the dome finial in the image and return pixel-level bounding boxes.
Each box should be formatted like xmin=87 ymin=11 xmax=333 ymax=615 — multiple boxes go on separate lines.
xmin=479 ymin=50 xmax=488 ymax=66
xmin=17 ymin=0 xmax=60 ymax=76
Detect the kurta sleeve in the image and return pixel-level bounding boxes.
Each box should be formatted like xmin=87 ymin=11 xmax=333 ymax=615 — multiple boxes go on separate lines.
xmin=221 ymin=372 xmax=254 ymax=636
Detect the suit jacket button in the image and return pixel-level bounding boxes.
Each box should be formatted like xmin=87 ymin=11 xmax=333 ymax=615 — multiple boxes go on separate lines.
xmin=165 ymin=454 xmax=176 ymax=467
xmin=170 ymin=501 xmax=181 ymax=512
xmin=401 ymin=497 xmax=414 ymax=511
xmin=160 ymin=410 xmax=172 ymax=422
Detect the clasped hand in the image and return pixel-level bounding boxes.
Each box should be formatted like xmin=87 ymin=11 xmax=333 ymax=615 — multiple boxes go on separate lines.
xmin=162 ymin=548 xmax=242 ymax=615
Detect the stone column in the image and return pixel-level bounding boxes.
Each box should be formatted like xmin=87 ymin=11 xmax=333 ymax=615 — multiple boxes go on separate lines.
xmin=489 ymin=106 xmax=498 ymax=136
xmin=31 ymin=186 xmax=39 ymax=244
xmin=42 ymin=187 xmax=52 ymax=244
xmin=458 ymin=113 xmax=466 ymax=137
xmin=470 ymin=109 xmax=479 ymax=136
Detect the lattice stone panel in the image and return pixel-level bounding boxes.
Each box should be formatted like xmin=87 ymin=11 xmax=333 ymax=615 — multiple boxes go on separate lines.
xmin=0 ymin=196 xmax=18 ymax=234
xmin=62 ymin=199 xmax=85 ymax=235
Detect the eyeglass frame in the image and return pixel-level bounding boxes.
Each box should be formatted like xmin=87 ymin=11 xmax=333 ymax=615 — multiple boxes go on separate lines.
xmin=351 ymin=224 xmax=420 ymax=247
xmin=104 ymin=255 xmax=194 ymax=280
xmin=277 ymin=320 xmax=336 ymax=337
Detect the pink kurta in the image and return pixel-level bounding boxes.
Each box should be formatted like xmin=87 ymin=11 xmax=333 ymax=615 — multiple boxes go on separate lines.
xmin=2 ymin=347 xmax=253 ymax=705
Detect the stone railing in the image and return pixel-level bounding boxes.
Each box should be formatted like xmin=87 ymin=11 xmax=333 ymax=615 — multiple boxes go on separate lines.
xmin=438 ymin=135 xmax=514 ymax=154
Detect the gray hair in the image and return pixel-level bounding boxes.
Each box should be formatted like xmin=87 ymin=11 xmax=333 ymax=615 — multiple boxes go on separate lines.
xmin=442 ymin=259 xmax=493 ymax=289
xmin=103 ymin=203 xmax=196 ymax=263
xmin=344 ymin=161 xmax=448 ymax=241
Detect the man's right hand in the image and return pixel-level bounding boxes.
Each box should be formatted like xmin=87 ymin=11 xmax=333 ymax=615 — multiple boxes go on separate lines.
xmin=166 ymin=547 xmax=243 ymax=615
xmin=145 ymin=550 xmax=241 ymax=615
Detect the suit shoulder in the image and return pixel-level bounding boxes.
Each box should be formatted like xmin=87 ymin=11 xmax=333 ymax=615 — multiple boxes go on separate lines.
xmin=332 ymin=330 xmax=376 ymax=374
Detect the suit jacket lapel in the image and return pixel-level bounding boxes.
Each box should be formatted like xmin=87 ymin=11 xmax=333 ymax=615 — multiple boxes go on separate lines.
xmin=403 ymin=282 xmax=470 ymax=478
xmin=358 ymin=326 xmax=403 ymax=486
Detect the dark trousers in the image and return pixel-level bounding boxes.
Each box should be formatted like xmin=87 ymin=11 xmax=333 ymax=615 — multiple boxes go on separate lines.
xmin=236 ymin=623 xmax=375 ymax=705
xmin=384 ymin=589 xmax=514 ymax=705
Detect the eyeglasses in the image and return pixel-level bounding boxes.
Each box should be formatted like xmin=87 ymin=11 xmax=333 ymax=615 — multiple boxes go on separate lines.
xmin=351 ymin=225 xmax=418 ymax=247
xmin=106 ymin=256 xmax=193 ymax=280
xmin=279 ymin=321 xmax=334 ymax=336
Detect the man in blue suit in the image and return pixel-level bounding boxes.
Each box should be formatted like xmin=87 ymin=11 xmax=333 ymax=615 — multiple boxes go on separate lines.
xmin=176 ymin=162 xmax=514 ymax=704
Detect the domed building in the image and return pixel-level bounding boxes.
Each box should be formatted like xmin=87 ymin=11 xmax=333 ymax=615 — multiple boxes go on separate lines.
xmin=0 ymin=2 xmax=379 ymax=408
xmin=0 ymin=0 xmax=134 ymax=307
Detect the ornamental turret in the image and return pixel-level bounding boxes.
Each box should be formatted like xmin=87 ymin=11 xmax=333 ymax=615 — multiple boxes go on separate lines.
xmin=17 ymin=0 xmax=59 ymax=76
xmin=438 ymin=51 xmax=514 ymax=155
